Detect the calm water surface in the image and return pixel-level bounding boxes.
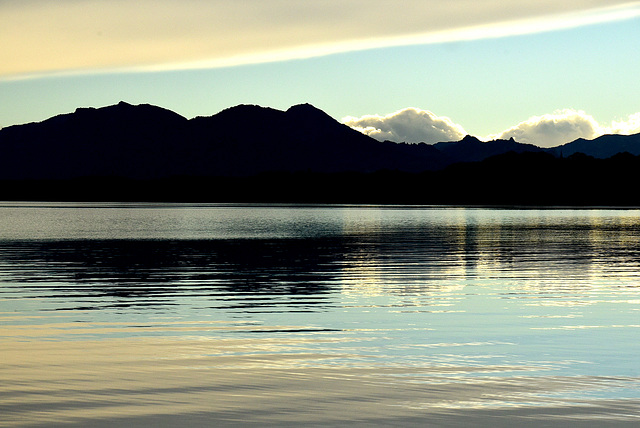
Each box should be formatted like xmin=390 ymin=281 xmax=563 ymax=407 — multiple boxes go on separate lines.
xmin=1 ymin=203 xmax=639 ymax=427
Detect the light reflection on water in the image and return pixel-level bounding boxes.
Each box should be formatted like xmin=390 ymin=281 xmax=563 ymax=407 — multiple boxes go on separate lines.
xmin=1 ymin=203 xmax=639 ymax=426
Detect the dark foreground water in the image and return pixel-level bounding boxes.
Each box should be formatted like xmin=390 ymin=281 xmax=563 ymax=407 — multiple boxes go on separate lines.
xmin=1 ymin=203 xmax=639 ymax=427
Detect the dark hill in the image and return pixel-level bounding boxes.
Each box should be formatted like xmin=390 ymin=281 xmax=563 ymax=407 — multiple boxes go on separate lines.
xmin=0 ymin=102 xmax=447 ymax=179
xmin=186 ymin=103 xmax=447 ymax=175
xmin=428 ymin=150 xmax=640 ymax=206
xmin=0 ymin=102 xmax=189 ymax=179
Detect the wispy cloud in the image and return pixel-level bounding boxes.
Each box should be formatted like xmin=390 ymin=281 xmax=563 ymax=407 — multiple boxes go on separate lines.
xmin=342 ymin=108 xmax=467 ymax=144
xmin=2 ymin=1 xmax=640 ymax=79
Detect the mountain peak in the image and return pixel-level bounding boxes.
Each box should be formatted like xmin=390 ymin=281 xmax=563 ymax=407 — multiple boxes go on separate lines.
xmin=460 ymin=135 xmax=481 ymax=144
xmin=221 ymin=104 xmax=275 ymax=113
xmin=287 ymin=103 xmax=321 ymax=113
xmin=286 ymin=103 xmax=336 ymax=122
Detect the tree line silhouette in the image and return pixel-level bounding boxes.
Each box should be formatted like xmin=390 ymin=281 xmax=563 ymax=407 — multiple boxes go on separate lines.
xmin=1 ymin=151 xmax=638 ymax=206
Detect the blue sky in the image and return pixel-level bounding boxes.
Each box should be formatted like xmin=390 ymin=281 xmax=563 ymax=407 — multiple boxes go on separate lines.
xmin=1 ymin=1 xmax=639 ymax=147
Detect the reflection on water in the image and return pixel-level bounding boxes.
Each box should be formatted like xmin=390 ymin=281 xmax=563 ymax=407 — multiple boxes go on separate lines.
xmin=1 ymin=204 xmax=639 ymax=426
xmin=0 ymin=239 xmax=340 ymax=313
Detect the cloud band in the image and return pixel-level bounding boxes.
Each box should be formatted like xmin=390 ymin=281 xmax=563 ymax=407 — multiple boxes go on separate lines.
xmin=2 ymin=1 xmax=640 ymax=79
xmin=345 ymin=108 xmax=640 ymax=147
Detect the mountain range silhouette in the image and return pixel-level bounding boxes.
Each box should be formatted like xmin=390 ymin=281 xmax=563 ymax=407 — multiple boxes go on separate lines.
xmin=1 ymin=102 xmax=639 ymax=204
xmin=0 ymin=102 xmax=445 ymax=179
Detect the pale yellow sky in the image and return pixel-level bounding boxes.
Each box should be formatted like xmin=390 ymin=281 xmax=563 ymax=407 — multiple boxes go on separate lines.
xmin=2 ymin=0 xmax=639 ymax=78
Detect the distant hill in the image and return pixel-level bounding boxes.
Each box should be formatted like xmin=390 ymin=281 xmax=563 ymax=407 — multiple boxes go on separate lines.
xmin=434 ymin=135 xmax=543 ymax=163
xmin=548 ymin=133 xmax=640 ymax=158
xmin=433 ymin=133 xmax=640 ymax=161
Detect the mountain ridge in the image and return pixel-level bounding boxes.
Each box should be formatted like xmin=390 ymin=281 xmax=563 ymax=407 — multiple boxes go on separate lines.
xmin=1 ymin=102 xmax=639 ymax=182
xmin=0 ymin=101 xmax=446 ymax=179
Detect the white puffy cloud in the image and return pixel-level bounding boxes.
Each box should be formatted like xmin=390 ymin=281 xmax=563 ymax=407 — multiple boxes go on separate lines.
xmin=345 ymin=107 xmax=640 ymax=147
xmin=1 ymin=1 xmax=639 ymax=78
xmin=489 ymin=110 xmax=640 ymax=147
xmin=490 ymin=109 xmax=601 ymax=147
xmin=342 ymin=108 xmax=467 ymax=144
xmin=609 ymin=112 xmax=640 ymax=135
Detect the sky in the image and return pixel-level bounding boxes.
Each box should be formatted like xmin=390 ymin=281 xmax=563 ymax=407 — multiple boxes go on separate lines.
xmin=1 ymin=0 xmax=640 ymax=147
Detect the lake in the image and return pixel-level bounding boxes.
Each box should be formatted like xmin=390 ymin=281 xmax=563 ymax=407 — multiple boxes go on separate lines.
xmin=1 ymin=203 xmax=639 ymax=427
